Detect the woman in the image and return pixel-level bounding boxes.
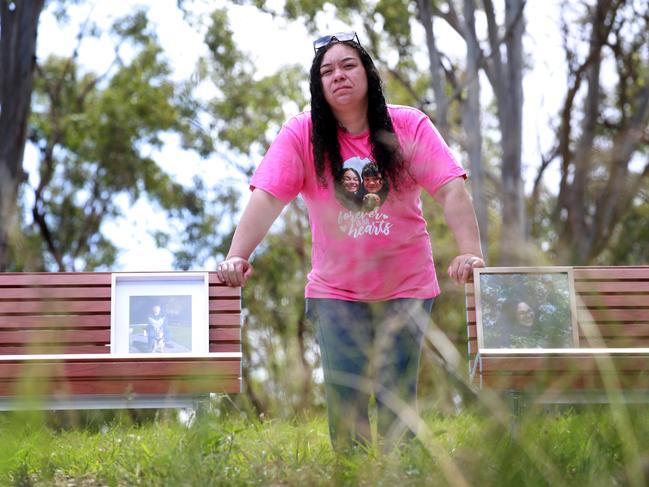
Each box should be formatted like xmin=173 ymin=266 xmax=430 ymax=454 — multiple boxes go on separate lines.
xmin=495 ymin=299 xmax=544 ymax=348
xmin=342 ymin=168 xmax=361 ymax=194
xmin=217 ymin=32 xmax=484 ymax=451
xmin=336 ymin=167 xmax=363 ymax=210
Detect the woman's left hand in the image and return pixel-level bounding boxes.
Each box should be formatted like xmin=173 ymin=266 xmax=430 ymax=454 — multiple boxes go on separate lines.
xmin=448 ymin=254 xmax=485 ymax=285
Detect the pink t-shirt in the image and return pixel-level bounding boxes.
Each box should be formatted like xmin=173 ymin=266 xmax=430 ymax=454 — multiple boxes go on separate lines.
xmin=250 ymin=105 xmax=466 ymax=301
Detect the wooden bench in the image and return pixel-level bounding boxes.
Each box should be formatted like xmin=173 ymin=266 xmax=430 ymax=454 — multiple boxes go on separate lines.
xmin=0 ymin=272 xmax=241 ymax=410
xmin=466 ymin=266 xmax=649 ymax=404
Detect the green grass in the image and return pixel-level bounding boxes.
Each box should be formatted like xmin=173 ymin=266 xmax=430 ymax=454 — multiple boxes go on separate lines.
xmin=1 ymin=405 xmax=648 ymax=486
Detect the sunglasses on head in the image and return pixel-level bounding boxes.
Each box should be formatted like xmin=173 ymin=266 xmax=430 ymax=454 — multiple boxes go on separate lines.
xmin=313 ymin=31 xmax=361 ymax=53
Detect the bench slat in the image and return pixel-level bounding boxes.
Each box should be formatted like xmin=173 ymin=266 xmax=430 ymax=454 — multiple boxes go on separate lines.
xmin=0 ymin=378 xmax=241 ymax=396
xmin=0 ymin=315 xmax=110 ymax=329
xmin=480 ymin=355 xmax=649 ymax=372
xmin=208 ymin=285 xmax=240 ymax=298
xmin=1 ymin=299 xmax=241 ymax=314
xmin=0 ymin=287 xmax=112 ymax=299
xmin=578 ymin=295 xmax=649 ymax=307
xmin=0 ymin=314 xmax=240 ymax=330
xmin=478 ymin=374 xmax=649 ymax=391
xmin=0 ymin=330 xmax=108 ymax=344
xmin=0 ymin=359 xmax=240 ymax=378
xmin=209 ymin=300 xmax=241 ymax=312
xmin=575 ymin=281 xmax=649 ymax=293
xmin=210 ymin=313 xmax=240 ymax=327
xmin=578 ymin=309 xmax=649 ymax=322
xmin=0 ymin=356 xmax=241 ymax=395
xmin=209 ymin=328 xmax=240 ymax=341
xmin=210 ymin=343 xmax=241 ymax=353
xmin=0 ymin=301 xmax=110 ymax=314
xmin=0 ymin=273 xmax=110 ymax=287
xmin=574 ymin=267 xmax=649 ymax=280
xmin=0 ymin=345 xmax=110 ymax=354
xmin=579 ymin=324 xmax=649 ymax=337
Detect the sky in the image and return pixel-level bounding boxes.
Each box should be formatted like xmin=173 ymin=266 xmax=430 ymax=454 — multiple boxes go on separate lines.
xmin=25 ymin=0 xmax=566 ymax=272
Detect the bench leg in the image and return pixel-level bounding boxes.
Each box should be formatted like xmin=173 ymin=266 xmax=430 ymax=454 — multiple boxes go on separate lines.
xmin=503 ymin=390 xmax=527 ymax=436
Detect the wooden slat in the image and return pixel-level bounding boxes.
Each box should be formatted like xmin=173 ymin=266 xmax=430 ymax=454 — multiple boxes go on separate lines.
xmin=578 ymin=309 xmax=649 ymax=322
xmin=0 ymin=273 xmax=110 ymax=287
xmin=0 ymin=378 xmax=241 ymax=396
xmin=575 ymin=281 xmax=649 ymax=293
xmin=209 ymin=286 xmax=241 ymax=298
xmin=0 ymin=315 xmax=110 ymax=329
xmin=588 ymin=338 xmax=649 ymax=348
xmin=0 ymin=301 xmax=110 ymax=314
xmin=0 ymin=287 xmax=113 ymax=300
xmin=210 ymin=343 xmax=242 ymax=353
xmin=480 ymin=355 xmax=649 ymax=372
xmin=574 ymin=267 xmax=649 ymax=280
xmin=0 ymin=330 xmax=109 ymax=345
xmin=209 ymin=328 xmax=240 ymax=342
xmin=209 ymin=313 xmax=241 ymax=327
xmin=209 ymin=300 xmax=240 ymax=312
xmin=0 ymin=345 xmax=110 ymax=354
xmin=0 ymin=359 xmax=241 ymax=378
xmin=579 ymin=324 xmax=649 ymax=338
xmin=578 ymin=295 xmax=649 ymax=307
xmin=479 ymin=374 xmax=649 ymax=391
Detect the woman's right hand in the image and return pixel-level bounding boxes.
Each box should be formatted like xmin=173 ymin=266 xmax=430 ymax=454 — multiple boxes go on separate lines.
xmin=217 ymin=256 xmax=253 ymax=287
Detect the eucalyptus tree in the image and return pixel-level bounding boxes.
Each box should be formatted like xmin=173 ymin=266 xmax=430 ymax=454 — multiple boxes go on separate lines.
xmin=0 ymin=0 xmax=45 ymax=270
xmin=530 ymin=0 xmax=649 ymax=265
xmin=19 ymin=9 xmax=209 ymax=271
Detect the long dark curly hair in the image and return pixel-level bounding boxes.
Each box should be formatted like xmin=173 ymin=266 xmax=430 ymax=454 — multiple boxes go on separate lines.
xmin=309 ymin=41 xmax=408 ymax=191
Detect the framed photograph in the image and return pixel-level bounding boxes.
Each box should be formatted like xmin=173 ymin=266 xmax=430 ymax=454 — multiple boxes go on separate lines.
xmin=474 ymin=267 xmax=579 ymax=349
xmin=111 ymin=272 xmax=209 ymax=355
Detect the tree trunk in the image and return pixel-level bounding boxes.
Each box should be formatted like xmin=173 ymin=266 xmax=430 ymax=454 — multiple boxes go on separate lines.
xmin=552 ymin=0 xmax=649 ymax=265
xmin=416 ymin=0 xmax=450 ymax=139
xmin=462 ymin=0 xmax=488 ymax=259
xmin=497 ymin=0 xmax=526 ymax=264
xmin=0 ymin=0 xmax=45 ymax=271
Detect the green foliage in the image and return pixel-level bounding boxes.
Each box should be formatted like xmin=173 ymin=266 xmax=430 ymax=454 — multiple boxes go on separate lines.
xmin=193 ymin=8 xmax=308 ymax=160
xmin=23 ymin=9 xmax=208 ymax=271
xmin=600 ymin=186 xmax=649 ymax=265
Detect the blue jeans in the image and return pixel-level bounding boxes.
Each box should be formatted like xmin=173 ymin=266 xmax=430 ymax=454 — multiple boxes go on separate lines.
xmin=306 ymin=297 xmax=434 ymax=451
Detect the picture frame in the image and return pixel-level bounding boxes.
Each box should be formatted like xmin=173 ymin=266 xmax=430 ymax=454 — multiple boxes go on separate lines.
xmin=110 ymin=272 xmax=209 ymax=355
xmin=474 ymin=267 xmax=579 ymax=350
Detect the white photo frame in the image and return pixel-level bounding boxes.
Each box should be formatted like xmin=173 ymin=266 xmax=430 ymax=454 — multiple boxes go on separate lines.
xmin=110 ymin=272 xmax=209 ymax=355
xmin=474 ymin=267 xmax=579 ymax=350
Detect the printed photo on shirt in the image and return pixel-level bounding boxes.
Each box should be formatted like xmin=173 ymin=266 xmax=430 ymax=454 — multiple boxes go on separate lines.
xmin=335 ymin=157 xmax=389 ymax=213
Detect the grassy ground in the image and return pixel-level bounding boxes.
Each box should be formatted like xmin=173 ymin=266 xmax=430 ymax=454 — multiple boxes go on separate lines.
xmin=2 ymin=402 xmax=649 ymax=486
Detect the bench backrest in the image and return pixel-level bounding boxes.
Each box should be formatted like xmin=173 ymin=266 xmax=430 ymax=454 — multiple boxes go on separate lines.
xmin=0 ymin=272 xmax=240 ymax=355
xmin=466 ymin=266 xmax=649 ymax=374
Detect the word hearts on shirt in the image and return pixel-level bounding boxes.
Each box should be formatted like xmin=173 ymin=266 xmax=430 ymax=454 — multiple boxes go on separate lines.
xmin=338 ymin=209 xmax=393 ymax=238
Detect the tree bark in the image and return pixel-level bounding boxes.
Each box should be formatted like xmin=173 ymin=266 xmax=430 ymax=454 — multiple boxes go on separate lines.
xmin=0 ymin=0 xmax=45 ymax=271
xmin=416 ymin=0 xmax=450 ymax=139
xmin=496 ymin=0 xmax=526 ymax=264
xmin=462 ymin=0 xmax=488 ymax=259
xmin=423 ymin=0 xmax=526 ymax=264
